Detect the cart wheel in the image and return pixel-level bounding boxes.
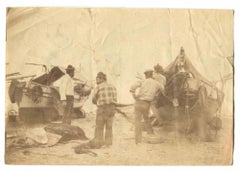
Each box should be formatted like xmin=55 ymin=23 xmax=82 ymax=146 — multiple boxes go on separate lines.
xmin=8 ymin=109 xmax=17 ymax=122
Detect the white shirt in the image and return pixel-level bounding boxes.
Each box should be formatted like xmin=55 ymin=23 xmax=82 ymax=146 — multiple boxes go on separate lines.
xmin=59 ymin=74 xmax=74 ymax=100
xmin=130 ymin=78 xmax=163 ymax=102
xmin=153 ymin=72 xmax=166 ymax=87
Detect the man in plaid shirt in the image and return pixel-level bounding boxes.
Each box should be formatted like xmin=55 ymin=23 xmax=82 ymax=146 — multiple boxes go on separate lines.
xmin=92 ymin=72 xmax=117 ymax=147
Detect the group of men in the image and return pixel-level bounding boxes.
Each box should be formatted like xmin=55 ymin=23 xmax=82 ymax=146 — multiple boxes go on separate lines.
xmin=60 ymin=63 xmax=166 ymax=148
xmin=59 ymin=65 xmax=117 ymax=148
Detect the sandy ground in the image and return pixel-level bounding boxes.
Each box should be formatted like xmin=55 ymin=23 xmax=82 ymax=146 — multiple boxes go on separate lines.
xmin=5 ymin=106 xmax=233 ymax=165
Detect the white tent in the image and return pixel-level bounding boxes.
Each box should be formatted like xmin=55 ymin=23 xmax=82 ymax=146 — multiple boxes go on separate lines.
xmin=6 ymin=8 xmax=233 ymax=115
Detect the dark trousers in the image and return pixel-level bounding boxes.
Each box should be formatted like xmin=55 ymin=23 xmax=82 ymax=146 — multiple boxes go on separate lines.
xmin=151 ymin=101 xmax=162 ymax=124
xmin=94 ymin=104 xmax=115 ymax=146
xmin=62 ymin=95 xmax=74 ymax=125
xmin=134 ymin=100 xmax=153 ymax=143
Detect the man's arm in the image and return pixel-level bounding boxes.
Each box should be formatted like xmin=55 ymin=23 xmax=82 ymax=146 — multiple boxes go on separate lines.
xmin=163 ymin=75 xmax=166 ymax=87
xmin=92 ymin=87 xmax=98 ymax=105
xmin=130 ymin=80 xmax=142 ymax=99
xmin=155 ymin=80 xmax=164 ymax=96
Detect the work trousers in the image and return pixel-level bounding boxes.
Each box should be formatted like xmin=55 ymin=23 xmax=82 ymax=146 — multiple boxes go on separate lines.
xmin=151 ymin=101 xmax=163 ymax=125
xmin=94 ymin=104 xmax=115 ymax=146
xmin=134 ymin=100 xmax=153 ymax=143
xmin=62 ymin=95 xmax=74 ymax=125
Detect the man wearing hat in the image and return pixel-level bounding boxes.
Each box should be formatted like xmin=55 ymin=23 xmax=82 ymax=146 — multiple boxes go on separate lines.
xmin=130 ymin=69 xmax=163 ymax=144
xmin=59 ymin=65 xmax=75 ymax=124
xmin=153 ymin=64 xmax=166 ymax=86
xmin=92 ymin=72 xmax=117 ymax=147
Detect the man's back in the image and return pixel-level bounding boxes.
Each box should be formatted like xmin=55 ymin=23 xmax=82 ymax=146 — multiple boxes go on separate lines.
xmin=153 ymin=73 xmax=166 ymax=87
xmin=93 ymin=82 xmax=117 ymax=106
xmin=131 ymin=78 xmax=163 ymax=102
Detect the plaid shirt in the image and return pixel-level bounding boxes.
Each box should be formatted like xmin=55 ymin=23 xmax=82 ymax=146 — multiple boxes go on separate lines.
xmin=93 ymin=82 xmax=117 ymax=106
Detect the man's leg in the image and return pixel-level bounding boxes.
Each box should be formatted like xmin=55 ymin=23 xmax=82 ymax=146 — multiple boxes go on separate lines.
xmin=105 ymin=116 xmax=113 ymax=145
xmin=53 ymin=99 xmax=64 ymax=117
xmin=62 ymin=96 xmax=74 ymax=124
xmin=94 ymin=107 xmax=105 ymax=146
xmin=134 ymin=101 xmax=143 ymax=144
xmin=105 ymin=105 xmax=115 ymax=146
xmin=142 ymin=102 xmax=154 ymax=134
xmin=151 ymin=104 xmax=163 ymax=126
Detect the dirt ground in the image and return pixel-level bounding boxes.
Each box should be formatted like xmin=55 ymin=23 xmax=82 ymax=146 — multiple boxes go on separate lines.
xmin=5 ymin=106 xmax=233 ymax=165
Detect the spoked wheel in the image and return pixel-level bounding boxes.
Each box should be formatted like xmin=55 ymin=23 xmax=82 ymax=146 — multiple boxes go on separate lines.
xmin=8 ymin=109 xmax=18 ymax=122
xmin=186 ymin=86 xmax=215 ymax=142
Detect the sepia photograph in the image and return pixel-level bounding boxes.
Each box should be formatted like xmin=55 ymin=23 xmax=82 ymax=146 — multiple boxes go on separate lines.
xmin=5 ymin=7 xmax=233 ymax=165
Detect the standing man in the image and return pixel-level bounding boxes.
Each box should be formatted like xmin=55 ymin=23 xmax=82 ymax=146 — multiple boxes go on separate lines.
xmin=92 ymin=72 xmax=117 ymax=147
xmin=153 ymin=64 xmax=166 ymax=87
xmin=61 ymin=65 xmax=75 ymax=124
xmin=130 ymin=69 xmax=163 ymax=144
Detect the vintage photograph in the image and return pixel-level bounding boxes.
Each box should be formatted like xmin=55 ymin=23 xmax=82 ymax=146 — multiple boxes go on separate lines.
xmin=5 ymin=8 xmax=233 ymax=165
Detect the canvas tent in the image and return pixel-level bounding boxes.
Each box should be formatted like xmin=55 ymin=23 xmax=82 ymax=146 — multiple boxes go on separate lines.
xmin=6 ymin=8 xmax=233 ymax=115
xmin=164 ymin=49 xmax=213 ymax=87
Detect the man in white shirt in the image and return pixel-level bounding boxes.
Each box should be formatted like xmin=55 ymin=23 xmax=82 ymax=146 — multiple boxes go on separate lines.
xmin=130 ymin=69 xmax=163 ymax=144
xmin=61 ymin=65 xmax=75 ymax=124
xmin=153 ymin=64 xmax=166 ymax=86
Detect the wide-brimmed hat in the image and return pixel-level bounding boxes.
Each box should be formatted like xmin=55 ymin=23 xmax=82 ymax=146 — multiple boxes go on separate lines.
xmin=66 ymin=65 xmax=75 ymax=72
